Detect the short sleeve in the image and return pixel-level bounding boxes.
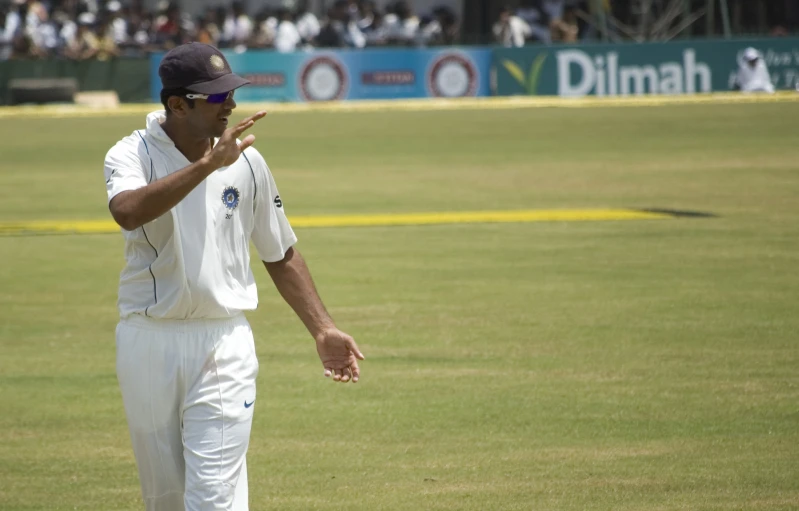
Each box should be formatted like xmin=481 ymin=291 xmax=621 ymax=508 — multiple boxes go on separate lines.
xmin=104 ymin=138 xmax=148 ymax=203
xmin=248 ymin=149 xmax=297 ymax=262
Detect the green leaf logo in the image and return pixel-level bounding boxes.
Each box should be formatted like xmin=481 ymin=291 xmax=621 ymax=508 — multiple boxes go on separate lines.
xmin=502 ymin=53 xmax=548 ymax=96
xmin=502 ymin=60 xmax=526 ymax=86
xmin=527 ymin=53 xmax=548 ymax=95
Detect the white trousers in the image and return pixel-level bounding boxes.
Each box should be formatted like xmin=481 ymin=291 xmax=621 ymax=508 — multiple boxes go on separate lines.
xmin=116 ymin=314 xmax=259 ymax=511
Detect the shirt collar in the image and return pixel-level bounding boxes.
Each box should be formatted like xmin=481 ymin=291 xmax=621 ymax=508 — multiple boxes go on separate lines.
xmin=145 ymin=110 xmax=176 ymax=145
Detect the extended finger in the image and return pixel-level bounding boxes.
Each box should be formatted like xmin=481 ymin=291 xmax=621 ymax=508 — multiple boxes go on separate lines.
xmin=247 ymin=110 xmax=268 ymax=123
xmin=346 ymin=338 xmax=365 ymax=360
xmin=340 ymin=366 xmax=351 ymax=383
xmin=237 ymin=134 xmax=256 ymax=151
xmin=324 ymin=367 xmax=332 ymax=378
xmin=235 ymin=111 xmax=267 ymax=131
xmin=231 ymin=119 xmax=255 ymax=136
xmin=333 ymin=368 xmax=343 ymax=382
xmin=350 ymin=361 xmax=360 ymax=383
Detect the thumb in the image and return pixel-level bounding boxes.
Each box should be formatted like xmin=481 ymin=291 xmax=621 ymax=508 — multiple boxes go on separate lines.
xmin=347 ymin=338 xmax=365 ymax=360
xmin=237 ymin=134 xmax=256 ymax=152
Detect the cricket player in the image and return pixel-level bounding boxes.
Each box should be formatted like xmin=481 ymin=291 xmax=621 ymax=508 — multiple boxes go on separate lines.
xmin=734 ymin=47 xmax=775 ymax=94
xmin=103 ymin=42 xmax=364 ymax=511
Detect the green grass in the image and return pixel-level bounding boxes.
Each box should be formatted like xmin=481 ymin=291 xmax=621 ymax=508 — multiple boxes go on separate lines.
xmin=1 ymin=102 xmax=798 ymax=510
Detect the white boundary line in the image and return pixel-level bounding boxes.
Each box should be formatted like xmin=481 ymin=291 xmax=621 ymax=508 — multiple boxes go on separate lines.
xmin=0 ymin=92 xmax=797 ymax=119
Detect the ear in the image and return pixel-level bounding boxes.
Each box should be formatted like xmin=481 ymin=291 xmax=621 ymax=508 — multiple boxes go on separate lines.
xmin=167 ymin=96 xmax=191 ymax=118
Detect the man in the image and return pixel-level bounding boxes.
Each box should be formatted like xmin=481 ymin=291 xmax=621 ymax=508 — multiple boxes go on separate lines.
xmin=493 ymin=5 xmax=532 ymax=48
xmin=103 ymin=42 xmax=364 ymax=511
xmin=273 ymin=9 xmax=301 ymax=53
xmin=734 ymin=47 xmax=775 ymax=94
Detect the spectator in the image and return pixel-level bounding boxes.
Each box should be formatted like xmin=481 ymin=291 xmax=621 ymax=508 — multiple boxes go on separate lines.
xmin=429 ymin=6 xmax=459 ymax=46
xmin=274 ymin=9 xmax=301 ymax=53
xmin=551 ymin=5 xmax=579 ymax=42
xmin=153 ymin=2 xmax=181 ymax=48
xmin=94 ymin=16 xmax=120 ymax=60
xmin=346 ymin=0 xmax=360 ymax=22
xmin=5 ymin=2 xmax=25 ymax=41
xmin=0 ymin=10 xmax=10 ymax=60
xmin=734 ymin=47 xmax=775 ymax=93
xmin=247 ymin=10 xmax=274 ymax=49
xmin=363 ymin=9 xmax=388 ymax=45
xmin=315 ymin=7 xmax=342 ymax=47
xmin=316 ymin=1 xmax=365 ymax=48
xmin=79 ymin=0 xmax=99 ymax=16
xmin=64 ymin=15 xmax=99 ymax=60
xmin=56 ymin=9 xmax=78 ymax=53
xmin=222 ymin=1 xmax=253 ymax=48
xmin=106 ymin=1 xmax=128 ymax=45
xmin=0 ymin=9 xmax=8 ymax=42
xmin=129 ymin=11 xmax=154 ymax=49
xmin=10 ymin=31 xmax=44 ymax=59
xmin=296 ymin=7 xmax=321 ymax=44
xmin=515 ymin=0 xmax=550 ymax=43
xmin=494 ymin=5 xmax=531 ymax=47
xmin=24 ymin=0 xmax=48 ymax=35
xmin=541 ymin=0 xmax=565 ymax=23
xmin=384 ymin=1 xmax=419 ymax=45
xmin=357 ymin=0 xmax=376 ymax=31
xmin=30 ymin=10 xmax=59 ymax=54
xmin=196 ymin=12 xmax=221 ymax=46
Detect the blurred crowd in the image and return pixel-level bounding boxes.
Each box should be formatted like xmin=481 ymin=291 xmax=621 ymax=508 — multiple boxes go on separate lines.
xmin=0 ymin=0 xmax=461 ymax=60
xmin=3 ymin=0 xmax=794 ymax=60
xmin=493 ymin=0 xmax=591 ymax=47
xmin=493 ymin=0 xmax=797 ymax=48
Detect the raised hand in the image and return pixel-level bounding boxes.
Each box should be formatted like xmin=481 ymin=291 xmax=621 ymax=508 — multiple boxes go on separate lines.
xmin=208 ymin=111 xmax=267 ymax=168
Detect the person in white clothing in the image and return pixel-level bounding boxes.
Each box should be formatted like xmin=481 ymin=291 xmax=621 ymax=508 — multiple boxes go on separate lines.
xmin=734 ymin=47 xmax=775 ymax=94
xmin=494 ymin=5 xmax=531 ymax=48
xmin=295 ymin=9 xmax=321 ymax=43
xmin=273 ymin=10 xmax=301 ymax=53
xmin=103 ymin=42 xmax=364 ymax=511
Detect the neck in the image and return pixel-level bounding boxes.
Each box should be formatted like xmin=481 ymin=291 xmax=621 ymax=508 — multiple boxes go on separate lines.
xmin=161 ymin=117 xmax=213 ymax=163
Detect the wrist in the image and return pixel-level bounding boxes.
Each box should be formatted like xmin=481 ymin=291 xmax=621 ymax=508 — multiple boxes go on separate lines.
xmin=311 ymin=322 xmax=337 ymax=342
xmin=199 ymin=152 xmax=222 ymax=173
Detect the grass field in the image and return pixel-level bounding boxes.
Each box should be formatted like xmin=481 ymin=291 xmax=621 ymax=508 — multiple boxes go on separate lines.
xmin=1 ymin=100 xmax=798 ymax=510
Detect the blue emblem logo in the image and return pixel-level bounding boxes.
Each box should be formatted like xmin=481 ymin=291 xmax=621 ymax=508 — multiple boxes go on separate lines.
xmin=222 ymin=186 xmax=240 ymax=211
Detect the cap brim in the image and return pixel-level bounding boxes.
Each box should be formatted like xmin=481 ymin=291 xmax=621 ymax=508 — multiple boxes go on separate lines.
xmin=185 ymin=73 xmax=250 ymax=94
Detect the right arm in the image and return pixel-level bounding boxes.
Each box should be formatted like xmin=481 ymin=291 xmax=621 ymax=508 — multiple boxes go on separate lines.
xmin=109 ymin=111 xmax=266 ymax=231
xmin=110 ymin=157 xmax=218 ymax=231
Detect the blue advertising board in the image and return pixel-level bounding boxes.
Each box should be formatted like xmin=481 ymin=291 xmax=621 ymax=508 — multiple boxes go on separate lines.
xmin=150 ymin=47 xmax=492 ymax=102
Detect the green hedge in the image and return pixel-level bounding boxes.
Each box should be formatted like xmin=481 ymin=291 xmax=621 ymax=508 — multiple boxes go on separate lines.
xmin=0 ymin=58 xmax=151 ymax=105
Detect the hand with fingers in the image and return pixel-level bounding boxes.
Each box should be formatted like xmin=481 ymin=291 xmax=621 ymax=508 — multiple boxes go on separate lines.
xmin=208 ymin=111 xmax=267 ymax=168
xmin=315 ymin=328 xmax=365 ymax=383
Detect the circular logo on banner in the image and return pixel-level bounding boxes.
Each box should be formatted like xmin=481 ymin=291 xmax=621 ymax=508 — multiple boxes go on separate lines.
xmin=426 ymin=53 xmax=479 ymax=98
xmin=299 ymin=56 xmax=349 ymax=102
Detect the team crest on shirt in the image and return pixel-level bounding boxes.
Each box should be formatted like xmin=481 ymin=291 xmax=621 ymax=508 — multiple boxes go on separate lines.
xmin=222 ymin=186 xmax=240 ymax=212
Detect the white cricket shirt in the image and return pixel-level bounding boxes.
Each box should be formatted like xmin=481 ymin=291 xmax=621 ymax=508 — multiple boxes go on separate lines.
xmin=736 ymin=56 xmax=775 ymax=94
xmin=103 ymin=110 xmax=297 ymax=320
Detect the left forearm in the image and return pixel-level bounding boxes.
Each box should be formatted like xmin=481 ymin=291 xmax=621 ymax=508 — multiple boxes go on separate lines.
xmin=263 ymin=247 xmax=335 ymax=339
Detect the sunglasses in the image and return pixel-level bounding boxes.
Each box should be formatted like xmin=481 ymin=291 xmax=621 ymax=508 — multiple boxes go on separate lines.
xmin=184 ymin=90 xmax=234 ymax=104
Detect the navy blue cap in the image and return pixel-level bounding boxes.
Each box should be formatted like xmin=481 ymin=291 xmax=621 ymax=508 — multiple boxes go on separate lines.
xmin=158 ymin=42 xmax=249 ymax=94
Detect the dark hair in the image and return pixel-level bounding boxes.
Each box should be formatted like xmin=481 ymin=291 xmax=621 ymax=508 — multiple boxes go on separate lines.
xmin=160 ymin=88 xmax=195 ymax=114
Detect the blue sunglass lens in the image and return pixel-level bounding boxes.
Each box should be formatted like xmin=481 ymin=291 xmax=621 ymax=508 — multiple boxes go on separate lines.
xmin=207 ymin=92 xmax=230 ymax=103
